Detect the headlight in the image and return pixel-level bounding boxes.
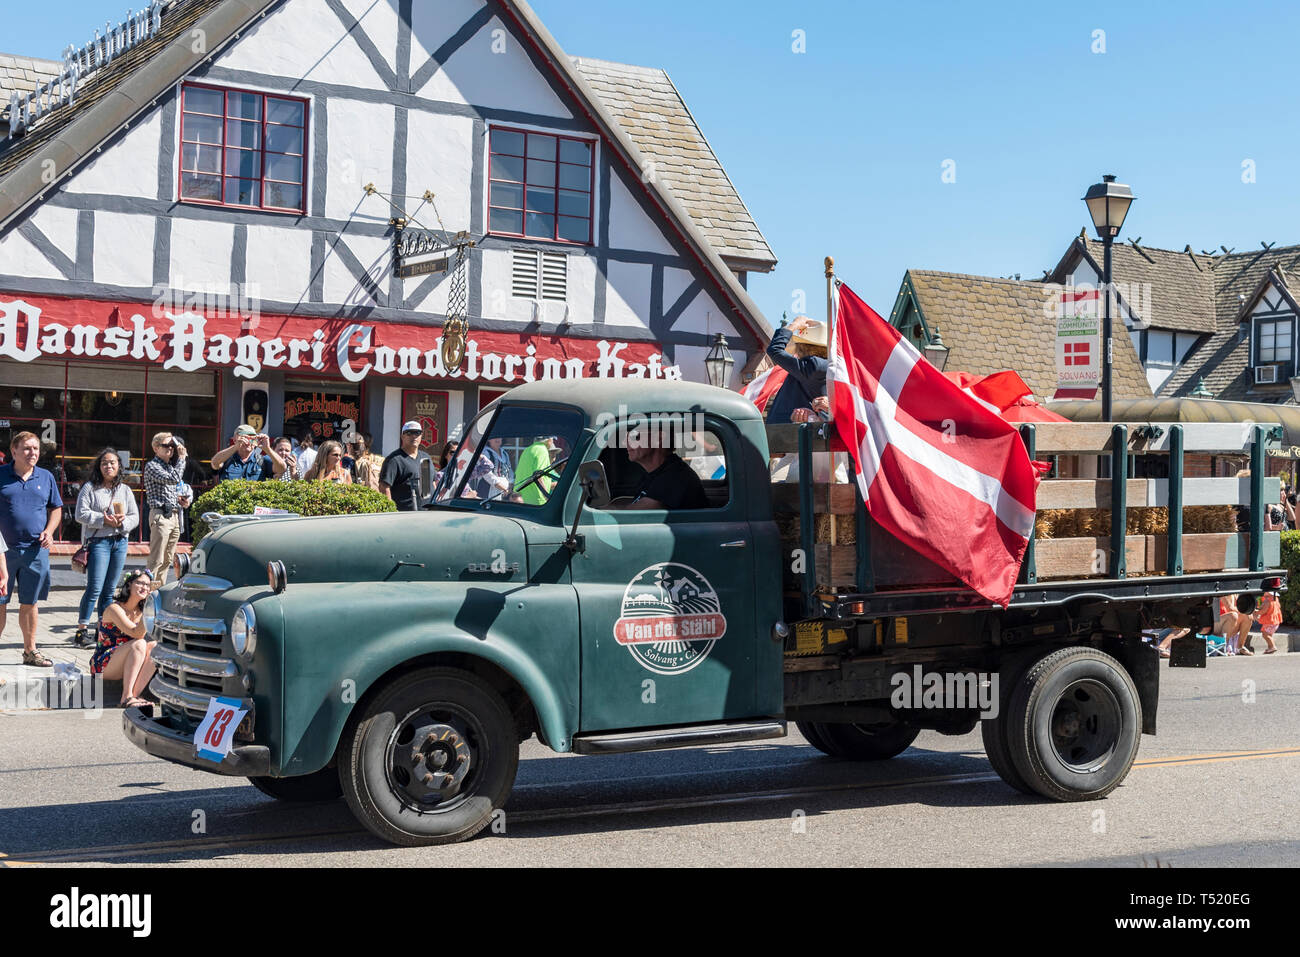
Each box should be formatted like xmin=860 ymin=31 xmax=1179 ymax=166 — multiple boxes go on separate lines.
xmin=173 ymin=551 xmax=190 ymax=580
xmin=144 ymin=592 xmax=160 ymax=637
xmin=231 ymin=603 xmax=257 ymax=658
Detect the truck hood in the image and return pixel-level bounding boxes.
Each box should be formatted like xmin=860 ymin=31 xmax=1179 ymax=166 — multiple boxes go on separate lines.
xmin=197 ymin=510 xmax=530 ymax=588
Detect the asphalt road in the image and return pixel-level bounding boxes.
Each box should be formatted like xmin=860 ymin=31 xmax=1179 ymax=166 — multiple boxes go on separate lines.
xmin=1 ymin=654 xmax=1297 ymax=867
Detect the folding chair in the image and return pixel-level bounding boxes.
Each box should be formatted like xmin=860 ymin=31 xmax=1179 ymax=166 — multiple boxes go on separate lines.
xmin=1205 ymin=633 xmax=1230 ymax=657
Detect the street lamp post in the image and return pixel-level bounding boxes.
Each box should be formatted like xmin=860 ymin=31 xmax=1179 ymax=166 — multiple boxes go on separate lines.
xmin=704 ymin=333 xmax=735 ymax=390
xmin=1082 ymin=175 xmax=1135 ymax=421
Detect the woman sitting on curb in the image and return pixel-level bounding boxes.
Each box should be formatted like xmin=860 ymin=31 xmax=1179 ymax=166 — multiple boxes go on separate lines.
xmin=89 ymin=569 xmax=156 ymax=708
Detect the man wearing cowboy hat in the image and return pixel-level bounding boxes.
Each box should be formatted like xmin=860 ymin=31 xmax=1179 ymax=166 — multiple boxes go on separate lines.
xmin=765 ymin=316 xmax=829 ymax=425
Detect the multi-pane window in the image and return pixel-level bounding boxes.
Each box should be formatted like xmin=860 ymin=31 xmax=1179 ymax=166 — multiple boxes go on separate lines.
xmin=1256 ymin=317 xmax=1293 ymax=364
xmin=488 ymin=127 xmax=594 ymax=243
xmin=180 ymin=84 xmax=308 ymax=212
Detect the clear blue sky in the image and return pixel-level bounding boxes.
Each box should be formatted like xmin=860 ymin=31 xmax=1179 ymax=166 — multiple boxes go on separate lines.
xmin=14 ymin=0 xmax=1300 ymax=328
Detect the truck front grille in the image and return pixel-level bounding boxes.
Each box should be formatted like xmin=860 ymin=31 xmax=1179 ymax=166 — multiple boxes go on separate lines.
xmin=149 ymin=610 xmax=253 ymax=740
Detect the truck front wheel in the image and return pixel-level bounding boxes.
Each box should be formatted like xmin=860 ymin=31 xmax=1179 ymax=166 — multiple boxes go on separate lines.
xmin=1006 ymin=647 xmax=1141 ymax=802
xmin=340 ymin=668 xmax=519 ymax=846
xmin=797 ymin=721 xmax=919 ymax=760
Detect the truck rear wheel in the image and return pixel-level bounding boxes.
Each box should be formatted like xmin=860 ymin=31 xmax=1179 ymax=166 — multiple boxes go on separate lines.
xmin=248 ymin=768 xmax=343 ymax=801
xmin=798 ymin=721 xmax=919 ymax=760
xmin=339 ymin=668 xmax=519 ymax=846
xmin=1006 ymin=646 xmax=1141 ymax=802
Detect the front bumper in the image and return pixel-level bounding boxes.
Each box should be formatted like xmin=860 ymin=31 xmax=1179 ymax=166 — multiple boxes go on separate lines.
xmin=122 ymin=706 xmax=271 ymax=777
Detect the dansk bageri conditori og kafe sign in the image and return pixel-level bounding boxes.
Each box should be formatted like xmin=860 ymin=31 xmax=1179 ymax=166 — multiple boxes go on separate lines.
xmin=0 ymin=295 xmax=680 ymax=383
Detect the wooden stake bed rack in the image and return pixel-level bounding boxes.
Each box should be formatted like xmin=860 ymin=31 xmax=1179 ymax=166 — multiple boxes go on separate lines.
xmin=767 ymin=420 xmax=1285 ymax=615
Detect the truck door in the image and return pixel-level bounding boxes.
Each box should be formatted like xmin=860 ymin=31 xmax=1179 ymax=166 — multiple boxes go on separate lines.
xmin=571 ymin=413 xmax=758 ymax=732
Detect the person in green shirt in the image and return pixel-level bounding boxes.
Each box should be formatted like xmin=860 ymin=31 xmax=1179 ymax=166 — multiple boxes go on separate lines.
xmin=514 ymin=436 xmax=557 ymax=506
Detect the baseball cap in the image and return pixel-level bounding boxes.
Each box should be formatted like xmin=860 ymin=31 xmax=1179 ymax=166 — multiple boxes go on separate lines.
xmin=401 ymin=421 xmax=424 ymax=434
xmin=234 ymin=424 xmax=257 ymax=437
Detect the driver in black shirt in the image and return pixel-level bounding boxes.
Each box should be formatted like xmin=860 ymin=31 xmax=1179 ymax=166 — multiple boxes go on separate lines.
xmin=616 ymin=425 xmax=707 ymax=510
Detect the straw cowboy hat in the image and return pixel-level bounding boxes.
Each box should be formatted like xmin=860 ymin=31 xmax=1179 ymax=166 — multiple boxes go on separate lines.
xmin=790 ymin=319 xmax=828 ymax=349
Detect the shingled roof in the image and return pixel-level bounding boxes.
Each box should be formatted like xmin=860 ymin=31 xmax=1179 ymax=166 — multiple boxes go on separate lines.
xmin=0 ymin=54 xmax=63 ymax=134
xmin=900 ymin=270 xmax=1152 ymax=401
xmin=1063 ymin=237 xmax=1219 ymax=335
xmin=571 ymin=57 xmax=775 ymax=273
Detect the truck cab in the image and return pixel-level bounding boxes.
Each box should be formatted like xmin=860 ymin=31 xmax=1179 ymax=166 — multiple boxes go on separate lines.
xmin=125 ymin=380 xmax=788 ymax=845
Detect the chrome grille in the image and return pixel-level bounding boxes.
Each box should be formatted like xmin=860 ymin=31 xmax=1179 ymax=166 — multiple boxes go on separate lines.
xmin=149 ymin=607 xmax=253 ymax=740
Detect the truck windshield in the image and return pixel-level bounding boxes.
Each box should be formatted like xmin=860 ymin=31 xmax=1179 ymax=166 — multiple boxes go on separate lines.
xmin=434 ymin=405 xmax=582 ymax=506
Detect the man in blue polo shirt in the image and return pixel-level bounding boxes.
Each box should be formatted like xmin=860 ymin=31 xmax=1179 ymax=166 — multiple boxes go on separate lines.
xmin=211 ymin=425 xmax=287 ymax=482
xmin=0 ymin=431 xmax=63 ymax=667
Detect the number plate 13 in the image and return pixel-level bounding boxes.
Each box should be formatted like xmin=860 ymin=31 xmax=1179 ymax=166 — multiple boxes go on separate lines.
xmin=194 ymin=696 xmax=249 ymax=764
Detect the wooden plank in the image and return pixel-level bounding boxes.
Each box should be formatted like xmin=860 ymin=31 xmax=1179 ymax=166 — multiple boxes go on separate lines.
xmin=1031 ymin=423 xmax=1121 ymax=455
xmin=1034 ymin=536 xmax=1148 ymax=578
xmin=1138 ymin=422 xmax=1269 ymax=453
xmin=1147 ymin=477 xmax=1278 ymax=508
xmin=771 ymin=483 xmax=858 ymax=515
xmin=1037 ymin=479 xmax=1149 ymax=509
xmin=811 ymin=544 xmax=956 ymax=590
xmin=1149 ymin=532 xmax=1281 ymax=573
xmin=766 ymin=423 xmax=831 ymax=454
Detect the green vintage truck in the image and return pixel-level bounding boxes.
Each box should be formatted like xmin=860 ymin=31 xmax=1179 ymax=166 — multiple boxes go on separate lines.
xmin=123 ymin=380 xmax=1286 ymax=845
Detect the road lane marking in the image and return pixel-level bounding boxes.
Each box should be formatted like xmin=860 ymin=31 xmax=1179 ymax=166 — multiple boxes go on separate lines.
xmin=3 ymin=746 xmax=1297 ymax=862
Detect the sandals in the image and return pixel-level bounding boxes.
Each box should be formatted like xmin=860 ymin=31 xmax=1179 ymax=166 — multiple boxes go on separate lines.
xmin=21 ymin=649 xmax=53 ymax=667
xmin=122 ymin=696 xmax=151 ymax=709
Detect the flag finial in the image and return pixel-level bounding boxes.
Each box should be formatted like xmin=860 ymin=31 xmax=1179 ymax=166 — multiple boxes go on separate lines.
xmin=824 ymin=256 xmax=835 ymax=278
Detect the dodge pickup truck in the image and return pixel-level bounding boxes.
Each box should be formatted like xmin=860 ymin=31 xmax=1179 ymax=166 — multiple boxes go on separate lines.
xmin=123 ymin=379 xmax=1285 ymax=845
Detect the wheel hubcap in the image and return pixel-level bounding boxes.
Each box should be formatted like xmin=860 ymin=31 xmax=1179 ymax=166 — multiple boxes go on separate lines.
xmin=386 ymin=709 xmax=480 ymax=811
xmin=1049 ymin=679 xmax=1121 ymax=773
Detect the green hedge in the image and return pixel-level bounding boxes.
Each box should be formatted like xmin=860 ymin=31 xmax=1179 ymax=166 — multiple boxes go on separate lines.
xmin=1280 ymin=531 xmax=1300 ymax=624
xmin=191 ymin=480 xmax=396 ymax=544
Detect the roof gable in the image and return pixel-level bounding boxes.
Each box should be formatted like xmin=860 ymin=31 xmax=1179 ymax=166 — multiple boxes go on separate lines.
xmin=572 ymin=57 xmax=775 ymax=272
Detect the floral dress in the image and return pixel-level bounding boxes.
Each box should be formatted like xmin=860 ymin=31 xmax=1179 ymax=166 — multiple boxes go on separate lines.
xmin=90 ymin=618 xmax=134 ymax=674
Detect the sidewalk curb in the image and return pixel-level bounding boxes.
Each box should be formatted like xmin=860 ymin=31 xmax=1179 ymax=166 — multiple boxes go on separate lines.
xmin=0 ymin=667 xmax=122 ymax=711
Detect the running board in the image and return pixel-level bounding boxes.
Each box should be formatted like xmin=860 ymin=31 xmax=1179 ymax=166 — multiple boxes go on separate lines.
xmin=571 ymin=720 xmax=787 ymax=755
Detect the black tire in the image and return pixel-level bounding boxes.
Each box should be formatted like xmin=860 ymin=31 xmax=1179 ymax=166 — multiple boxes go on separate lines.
xmin=248 ymin=768 xmax=343 ymax=802
xmin=802 ymin=721 xmax=919 ymax=760
xmin=980 ymin=717 xmax=1035 ymax=796
xmin=339 ymin=668 xmax=519 ymax=846
xmin=795 ymin=720 xmax=835 ymax=756
xmin=1006 ymin=646 xmax=1141 ymax=802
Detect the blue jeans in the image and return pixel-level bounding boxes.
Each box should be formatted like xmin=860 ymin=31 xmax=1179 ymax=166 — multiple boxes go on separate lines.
xmin=78 ymin=535 xmax=128 ymax=625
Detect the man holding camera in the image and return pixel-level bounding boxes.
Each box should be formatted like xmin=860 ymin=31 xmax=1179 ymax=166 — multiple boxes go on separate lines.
xmin=143 ymin=432 xmax=191 ymax=588
xmin=211 ymin=425 xmax=287 ymax=482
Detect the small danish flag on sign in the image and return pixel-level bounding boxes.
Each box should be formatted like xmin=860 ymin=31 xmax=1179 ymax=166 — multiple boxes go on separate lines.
xmin=827 ymin=282 xmax=1043 ymax=606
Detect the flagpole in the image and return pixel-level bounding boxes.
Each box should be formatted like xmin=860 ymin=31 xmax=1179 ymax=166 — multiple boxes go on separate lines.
xmin=825 ymin=256 xmax=837 ymax=549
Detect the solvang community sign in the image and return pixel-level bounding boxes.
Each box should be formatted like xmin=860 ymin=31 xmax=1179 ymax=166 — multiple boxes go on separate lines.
xmin=0 ymin=295 xmax=678 ymax=384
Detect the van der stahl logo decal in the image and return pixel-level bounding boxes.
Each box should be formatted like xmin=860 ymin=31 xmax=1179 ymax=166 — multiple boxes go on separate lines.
xmin=613 ymin=563 xmax=726 ymax=675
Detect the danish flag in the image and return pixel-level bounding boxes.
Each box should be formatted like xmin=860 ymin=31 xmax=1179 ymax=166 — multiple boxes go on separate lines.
xmin=740 ymin=363 xmax=787 ymax=414
xmin=828 ymin=283 xmax=1042 ymax=606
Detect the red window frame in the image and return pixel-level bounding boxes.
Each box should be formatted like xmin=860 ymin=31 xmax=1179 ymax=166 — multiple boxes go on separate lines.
xmin=487 ymin=126 xmax=595 ymax=245
xmin=179 ymin=82 xmax=309 ymax=214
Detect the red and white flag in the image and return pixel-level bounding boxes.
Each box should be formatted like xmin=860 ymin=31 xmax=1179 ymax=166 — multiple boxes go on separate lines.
xmin=741 ymin=364 xmax=787 ymax=414
xmin=828 ymin=283 xmax=1041 ymax=606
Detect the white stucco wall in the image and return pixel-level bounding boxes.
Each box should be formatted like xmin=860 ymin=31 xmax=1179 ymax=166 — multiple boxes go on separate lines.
xmin=323 ymin=234 xmax=390 ymax=307
xmin=92 ymin=212 xmax=155 ymax=288
xmin=28 ymin=205 xmax=80 ymax=259
xmin=671 ymin=288 xmax=741 ymax=339
xmin=169 ymin=218 xmax=235 ymax=289
xmin=63 ymin=109 xmax=162 ymax=200
xmin=246 ymin=224 xmax=313 ymax=304
xmin=325 ymin=99 xmax=396 ymax=223
xmin=411 ymin=0 xmax=485 ymax=68
xmin=406 ymin=111 xmax=474 ymax=232
xmin=0 ymin=231 xmax=65 ymax=281
xmin=417 ymin=16 xmax=572 ymax=118
xmin=214 ymin=0 xmax=391 ymax=90
xmin=604 ymin=261 xmax=651 ymax=330
xmin=607 ymin=174 xmax=674 ymax=254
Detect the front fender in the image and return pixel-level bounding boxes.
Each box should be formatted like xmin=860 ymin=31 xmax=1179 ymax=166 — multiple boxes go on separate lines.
xmin=271 ymin=581 xmax=578 ymax=775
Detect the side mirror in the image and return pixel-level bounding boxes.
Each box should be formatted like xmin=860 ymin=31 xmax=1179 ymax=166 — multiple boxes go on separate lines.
xmin=419 ymin=457 xmax=432 ymax=503
xmin=577 ymin=460 xmax=610 ymax=507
